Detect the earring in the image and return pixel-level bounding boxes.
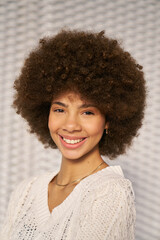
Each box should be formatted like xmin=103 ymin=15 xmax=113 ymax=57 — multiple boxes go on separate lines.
xmin=105 ymin=129 xmax=108 ymax=134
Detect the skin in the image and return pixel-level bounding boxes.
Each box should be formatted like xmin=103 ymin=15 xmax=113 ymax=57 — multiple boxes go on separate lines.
xmin=48 ymin=92 xmax=109 ymax=187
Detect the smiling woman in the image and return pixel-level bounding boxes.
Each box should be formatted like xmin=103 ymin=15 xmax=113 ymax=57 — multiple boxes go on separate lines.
xmin=0 ymin=29 xmax=146 ymax=240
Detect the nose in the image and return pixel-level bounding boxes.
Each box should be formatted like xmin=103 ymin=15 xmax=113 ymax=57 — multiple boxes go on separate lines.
xmin=62 ymin=114 xmax=82 ymax=132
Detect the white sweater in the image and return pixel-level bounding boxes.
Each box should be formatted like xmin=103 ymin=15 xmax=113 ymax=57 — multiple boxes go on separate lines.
xmin=0 ymin=166 xmax=136 ymax=240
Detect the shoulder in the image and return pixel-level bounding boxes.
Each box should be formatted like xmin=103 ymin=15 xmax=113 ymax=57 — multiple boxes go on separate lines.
xmin=9 ymin=171 xmax=52 ymax=202
xmin=105 ymin=177 xmax=135 ymax=207
xmin=103 ymin=166 xmax=134 ymax=197
xmin=88 ymin=166 xmax=135 ymax=198
xmin=77 ymin=169 xmax=136 ymax=239
xmin=81 ymin=166 xmax=135 ymax=210
xmin=80 ymin=171 xmax=136 ymax=221
xmin=98 ymin=171 xmax=135 ymax=203
xmin=8 ymin=176 xmax=37 ymax=206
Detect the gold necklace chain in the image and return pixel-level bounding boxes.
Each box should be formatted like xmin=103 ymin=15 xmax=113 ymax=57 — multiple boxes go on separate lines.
xmin=55 ymin=161 xmax=106 ymax=187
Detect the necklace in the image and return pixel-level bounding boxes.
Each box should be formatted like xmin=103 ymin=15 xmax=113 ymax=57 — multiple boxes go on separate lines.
xmin=55 ymin=161 xmax=106 ymax=187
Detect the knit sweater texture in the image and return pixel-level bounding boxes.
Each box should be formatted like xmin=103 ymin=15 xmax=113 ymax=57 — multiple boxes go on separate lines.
xmin=0 ymin=165 xmax=136 ymax=240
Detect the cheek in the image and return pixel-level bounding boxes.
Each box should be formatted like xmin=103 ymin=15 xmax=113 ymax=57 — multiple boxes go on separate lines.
xmin=48 ymin=113 xmax=56 ymax=132
xmin=48 ymin=113 xmax=64 ymax=134
xmin=85 ymin=119 xmax=105 ymax=136
xmin=48 ymin=113 xmax=52 ymax=131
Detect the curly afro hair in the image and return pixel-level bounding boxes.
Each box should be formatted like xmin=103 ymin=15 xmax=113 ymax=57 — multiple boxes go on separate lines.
xmin=13 ymin=29 xmax=146 ymax=159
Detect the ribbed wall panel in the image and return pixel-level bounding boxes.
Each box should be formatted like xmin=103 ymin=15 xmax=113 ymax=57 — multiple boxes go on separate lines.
xmin=0 ymin=1 xmax=160 ymax=239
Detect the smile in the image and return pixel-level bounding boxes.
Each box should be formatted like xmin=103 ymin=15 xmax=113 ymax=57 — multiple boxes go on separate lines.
xmin=59 ymin=135 xmax=87 ymax=149
xmin=63 ymin=137 xmax=84 ymax=144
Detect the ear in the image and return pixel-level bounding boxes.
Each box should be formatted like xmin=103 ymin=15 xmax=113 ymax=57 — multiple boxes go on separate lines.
xmin=104 ymin=121 xmax=109 ymax=130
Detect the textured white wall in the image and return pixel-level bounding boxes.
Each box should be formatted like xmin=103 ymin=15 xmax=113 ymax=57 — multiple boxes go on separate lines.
xmin=0 ymin=0 xmax=160 ymax=239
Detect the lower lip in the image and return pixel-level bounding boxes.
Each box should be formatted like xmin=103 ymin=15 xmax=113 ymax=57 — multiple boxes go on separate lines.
xmin=59 ymin=135 xmax=87 ymax=149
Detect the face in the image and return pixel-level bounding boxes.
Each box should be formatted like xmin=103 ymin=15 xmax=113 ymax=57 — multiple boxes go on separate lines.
xmin=48 ymin=92 xmax=108 ymax=161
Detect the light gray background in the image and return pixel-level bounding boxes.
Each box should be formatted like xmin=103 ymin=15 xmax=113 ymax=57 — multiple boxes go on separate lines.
xmin=0 ymin=0 xmax=160 ymax=239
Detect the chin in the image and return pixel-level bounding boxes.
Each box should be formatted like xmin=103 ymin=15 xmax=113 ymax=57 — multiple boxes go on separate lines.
xmin=61 ymin=148 xmax=95 ymax=162
xmin=62 ymin=153 xmax=84 ymax=161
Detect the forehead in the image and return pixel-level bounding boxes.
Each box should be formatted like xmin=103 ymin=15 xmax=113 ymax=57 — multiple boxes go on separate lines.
xmin=53 ymin=92 xmax=91 ymax=104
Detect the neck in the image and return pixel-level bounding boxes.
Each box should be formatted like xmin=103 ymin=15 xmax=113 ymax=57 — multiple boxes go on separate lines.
xmin=56 ymin=147 xmax=108 ymax=185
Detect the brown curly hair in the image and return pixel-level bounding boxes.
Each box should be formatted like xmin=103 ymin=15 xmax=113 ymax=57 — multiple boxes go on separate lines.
xmin=13 ymin=29 xmax=146 ymax=159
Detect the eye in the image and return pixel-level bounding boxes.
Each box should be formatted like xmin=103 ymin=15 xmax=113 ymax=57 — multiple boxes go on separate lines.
xmin=83 ymin=111 xmax=94 ymax=115
xmin=53 ymin=109 xmax=64 ymax=113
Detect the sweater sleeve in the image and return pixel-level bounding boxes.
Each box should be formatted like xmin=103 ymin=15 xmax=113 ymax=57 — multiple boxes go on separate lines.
xmin=76 ymin=178 xmax=136 ymax=240
xmin=0 ymin=177 xmax=37 ymax=240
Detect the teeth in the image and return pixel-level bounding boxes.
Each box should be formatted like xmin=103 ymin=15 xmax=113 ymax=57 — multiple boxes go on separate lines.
xmin=63 ymin=137 xmax=84 ymax=144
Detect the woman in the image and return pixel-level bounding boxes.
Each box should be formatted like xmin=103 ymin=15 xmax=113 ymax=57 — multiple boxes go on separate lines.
xmin=0 ymin=29 xmax=146 ymax=239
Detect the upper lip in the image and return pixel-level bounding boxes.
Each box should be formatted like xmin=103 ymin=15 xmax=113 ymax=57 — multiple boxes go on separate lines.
xmin=59 ymin=134 xmax=86 ymax=140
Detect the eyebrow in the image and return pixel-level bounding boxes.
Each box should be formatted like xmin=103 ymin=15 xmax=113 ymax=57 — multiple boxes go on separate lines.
xmin=52 ymin=101 xmax=96 ymax=109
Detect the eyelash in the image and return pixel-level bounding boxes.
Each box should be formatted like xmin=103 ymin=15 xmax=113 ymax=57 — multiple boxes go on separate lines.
xmin=54 ymin=109 xmax=64 ymax=113
xmin=53 ymin=109 xmax=94 ymax=115
xmin=83 ymin=111 xmax=94 ymax=115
